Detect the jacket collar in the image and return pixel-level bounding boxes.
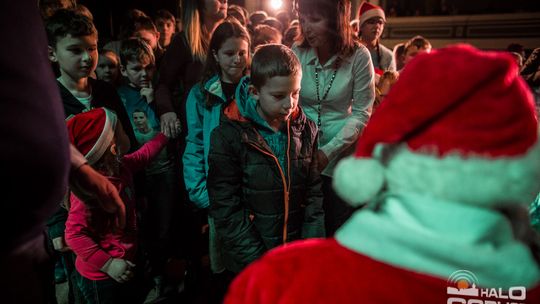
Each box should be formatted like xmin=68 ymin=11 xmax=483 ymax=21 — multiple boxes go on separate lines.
xmin=203 ymin=75 xmax=226 ymax=101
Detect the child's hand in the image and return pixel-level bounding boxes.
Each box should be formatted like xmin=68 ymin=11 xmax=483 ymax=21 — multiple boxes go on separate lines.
xmin=140 ymin=86 xmax=154 ymax=104
xmin=100 ymin=258 xmax=135 ymax=283
xmin=52 ymin=236 xmax=70 ymax=252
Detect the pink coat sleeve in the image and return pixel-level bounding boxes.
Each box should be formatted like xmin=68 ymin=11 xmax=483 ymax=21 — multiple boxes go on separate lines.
xmin=64 ymin=195 xmax=112 ymax=270
xmin=122 ymin=133 xmax=168 ymax=172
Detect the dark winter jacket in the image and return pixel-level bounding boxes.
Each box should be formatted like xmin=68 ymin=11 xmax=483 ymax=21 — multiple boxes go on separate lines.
xmin=207 ymin=78 xmax=325 ymax=273
xmin=59 ymin=78 xmax=137 ymax=148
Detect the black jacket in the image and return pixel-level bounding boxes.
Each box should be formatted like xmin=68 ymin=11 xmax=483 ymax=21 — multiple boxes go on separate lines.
xmin=59 ymin=78 xmax=137 ymax=148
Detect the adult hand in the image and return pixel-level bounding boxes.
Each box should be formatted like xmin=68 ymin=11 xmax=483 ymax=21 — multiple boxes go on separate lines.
xmin=70 ymin=164 xmax=126 ymax=229
xmin=316 ymin=150 xmax=329 ymax=172
xmin=160 ymin=112 xmax=180 ymax=138
xmin=100 ymin=258 xmax=135 ymax=283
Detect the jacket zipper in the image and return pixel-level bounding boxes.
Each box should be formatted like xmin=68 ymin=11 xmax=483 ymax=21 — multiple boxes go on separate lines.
xmin=247 ymin=121 xmax=292 ymax=244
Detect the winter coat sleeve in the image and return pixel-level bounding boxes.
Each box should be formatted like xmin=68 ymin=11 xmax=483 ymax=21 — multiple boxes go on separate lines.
xmin=122 ymin=133 xmax=169 ymax=173
xmin=320 ymin=48 xmax=375 ymax=161
xmin=155 ymin=33 xmax=191 ymax=116
xmin=183 ymin=85 xmax=210 ymax=209
xmin=302 ymin=132 xmax=325 ymax=238
xmin=65 ymin=196 xmax=112 ymax=270
xmin=207 ymin=125 xmax=266 ymax=273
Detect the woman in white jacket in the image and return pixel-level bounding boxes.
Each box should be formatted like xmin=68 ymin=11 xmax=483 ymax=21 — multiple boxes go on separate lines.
xmin=293 ymin=0 xmax=375 ymax=235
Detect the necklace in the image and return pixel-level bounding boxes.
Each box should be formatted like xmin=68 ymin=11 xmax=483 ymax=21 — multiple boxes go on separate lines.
xmin=315 ymin=58 xmax=340 ymax=131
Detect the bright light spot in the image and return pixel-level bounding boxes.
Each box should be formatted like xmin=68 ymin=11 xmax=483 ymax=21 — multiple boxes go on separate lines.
xmin=270 ymin=0 xmax=283 ymax=10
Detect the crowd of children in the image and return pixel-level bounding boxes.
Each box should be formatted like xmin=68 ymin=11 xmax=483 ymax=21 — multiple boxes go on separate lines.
xmin=24 ymin=0 xmax=540 ymax=304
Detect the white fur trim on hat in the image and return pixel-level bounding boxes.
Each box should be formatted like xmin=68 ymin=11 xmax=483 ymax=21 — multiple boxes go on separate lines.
xmin=333 ymin=156 xmax=385 ymax=207
xmin=85 ymin=108 xmax=117 ymax=165
xmin=360 ymin=7 xmax=385 ymax=27
xmin=333 ymin=141 xmax=540 ymax=208
xmin=384 ymin=142 xmax=540 ymax=207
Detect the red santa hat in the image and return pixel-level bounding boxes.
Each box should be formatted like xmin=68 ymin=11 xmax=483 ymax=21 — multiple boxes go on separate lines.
xmin=359 ymin=1 xmax=386 ymax=27
xmin=334 ymin=44 xmax=540 ymax=207
xmin=67 ymin=108 xmax=118 ymax=165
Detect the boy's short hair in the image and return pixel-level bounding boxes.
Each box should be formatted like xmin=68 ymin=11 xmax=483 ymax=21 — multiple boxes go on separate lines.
xmin=46 ymin=8 xmax=97 ymax=47
xmin=119 ymin=38 xmax=155 ymax=66
xmin=262 ymin=17 xmax=284 ymax=33
xmin=99 ymin=48 xmax=119 ymax=60
xmin=251 ymin=44 xmax=301 ymax=89
xmin=252 ymin=25 xmax=282 ymax=50
xmin=133 ymin=15 xmax=158 ymax=33
xmin=404 ymin=35 xmax=432 ymax=53
xmin=283 ymin=25 xmax=300 ymax=48
xmin=249 ymin=10 xmax=268 ymax=27
xmin=154 ymin=9 xmax=175 ymax=23
xmin=227 ymin=4 xmax=248 ymax=26
xmin=73 ymin=4 xmax=93 ymax=21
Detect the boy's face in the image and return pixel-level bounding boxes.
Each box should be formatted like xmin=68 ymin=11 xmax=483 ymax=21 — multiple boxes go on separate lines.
xmin=360 ymin=17 xmax=385 ymax=41
xmin=253 ymin=73 xmax=302 ymax=127
xmin=135 ymin=30 xmax=159 ymax=51
xmin=155 ymin=18 xmax=175 ymax=46
xmin=49 ymin=34 xmax=98 ymax=81
xmin=404 ymin=45 xmax=432 ymax=65
xmin=121 ymin=56 xmax=155 ymax=89
xmin=95 ymin=52 xmax=119 ymax=84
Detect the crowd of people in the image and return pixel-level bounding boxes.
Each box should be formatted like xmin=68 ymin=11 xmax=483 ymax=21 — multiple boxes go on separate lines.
xmin=3 ymin=0 xmax=540 ymax=303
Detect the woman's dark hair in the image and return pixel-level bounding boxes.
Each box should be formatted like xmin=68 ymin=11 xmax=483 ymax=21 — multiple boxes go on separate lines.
xmin=295 ymin=0 xmax=358 ymax=57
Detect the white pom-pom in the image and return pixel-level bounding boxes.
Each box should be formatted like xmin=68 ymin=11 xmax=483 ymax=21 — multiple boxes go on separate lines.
xmin=333 ymin=157 xmax=385 ymax=207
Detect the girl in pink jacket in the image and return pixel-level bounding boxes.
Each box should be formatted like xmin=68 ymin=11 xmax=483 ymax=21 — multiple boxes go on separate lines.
xmin=65 ymin=107 xmax=175 ymax=303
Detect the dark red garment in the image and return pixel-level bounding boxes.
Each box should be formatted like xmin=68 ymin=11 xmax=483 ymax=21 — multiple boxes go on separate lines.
xmin=226 ymin=238 xmax=540 ymax=304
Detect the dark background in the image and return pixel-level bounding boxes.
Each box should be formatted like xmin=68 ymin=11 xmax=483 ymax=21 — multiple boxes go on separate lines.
xmin=77 ymin=0 xmax=246 ymax=42
xmin=76 ymin=0 xmax=539 ymax=44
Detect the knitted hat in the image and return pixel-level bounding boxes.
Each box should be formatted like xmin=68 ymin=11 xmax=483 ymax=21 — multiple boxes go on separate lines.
xmin=67 ymin=108 xmax=118 ymax=165
xmin=359 ymin=1 xmax=385 ymax=27
xmin=334 ymin=44 xmax=540 ymax=207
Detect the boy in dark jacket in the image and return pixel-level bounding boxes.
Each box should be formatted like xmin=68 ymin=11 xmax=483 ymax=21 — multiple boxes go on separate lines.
xmin=207 ymin=44 xmax=325 ymax=275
